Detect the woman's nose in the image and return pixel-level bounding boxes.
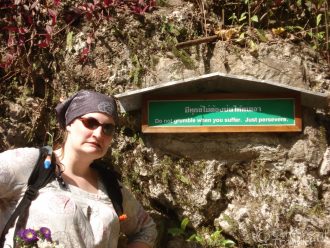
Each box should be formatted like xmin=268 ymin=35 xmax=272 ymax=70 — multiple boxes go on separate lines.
xmin=93 ymin=126 xmax=104 ymax=137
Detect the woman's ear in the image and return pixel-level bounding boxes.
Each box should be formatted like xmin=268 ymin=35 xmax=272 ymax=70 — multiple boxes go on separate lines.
xmin=66 ymin=124 xmax=72 ymax=133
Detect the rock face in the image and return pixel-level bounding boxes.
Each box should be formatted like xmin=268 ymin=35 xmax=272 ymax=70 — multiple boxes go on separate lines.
xmin=111 ymin=24 xmax=330 ymax=248
xmin=1 ymin=1 xmax=330 ymax=248
xmin=116 ymin=109 xmax=329 ymax=247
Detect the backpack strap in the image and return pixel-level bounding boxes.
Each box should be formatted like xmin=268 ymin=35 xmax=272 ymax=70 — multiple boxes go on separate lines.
xmin=91 ymin=161 xmax=123 ymax=217
xmin=0 ymin=147 xmax=56 ymax=248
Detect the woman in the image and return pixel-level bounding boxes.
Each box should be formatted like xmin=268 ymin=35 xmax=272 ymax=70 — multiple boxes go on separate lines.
xmin=0 ymin=90 xmax=157 ymax=248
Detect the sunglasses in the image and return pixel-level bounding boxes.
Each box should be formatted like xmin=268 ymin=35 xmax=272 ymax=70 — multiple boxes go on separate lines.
xmin=78 ymin=117 xmax=115 ymax=136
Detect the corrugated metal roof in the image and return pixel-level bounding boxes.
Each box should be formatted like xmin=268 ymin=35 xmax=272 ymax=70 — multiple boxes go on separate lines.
xmin=115 ymin=72 xmax=328 ymax=112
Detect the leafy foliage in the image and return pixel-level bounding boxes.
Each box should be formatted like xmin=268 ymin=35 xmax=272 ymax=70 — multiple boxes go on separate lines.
xmin=0 ymin=0 xmax=156 ymax=85
xmin=168 ymin=217 xmax=236 ymax=248
xmin=168 ymin=217 xmax=190 ymax=237
xmin=1 ymin=0 xmax=328 ymax=89
xmin=208 ymin=0 xmax=329 ymax=59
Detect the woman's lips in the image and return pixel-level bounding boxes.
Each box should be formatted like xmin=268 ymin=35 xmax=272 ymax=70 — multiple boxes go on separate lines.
xmin=86 ymin=142 xmax=101 ymax=149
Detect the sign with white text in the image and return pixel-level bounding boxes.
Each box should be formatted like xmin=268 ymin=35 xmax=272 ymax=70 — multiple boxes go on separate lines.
xmin=142 ymin=94 xmax=301 ymax=133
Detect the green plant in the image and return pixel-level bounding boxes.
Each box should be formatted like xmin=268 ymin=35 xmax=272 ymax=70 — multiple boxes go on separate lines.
xmin=228 ymin=0 xmax=258 ymax=28
xmin=216 ymin=0 xmax=329 ymax=62
xmin=188 ymin=228 xmax=235 ymax=248
xmin=156 ymin=0 xmax=168 ymax=7
xmin=129 ymin=54 xmax=144 ymax=86
xmin=168 ymin=218 xmax=236 ymax=248
xmin=168 ymin=217 xmax=190 ymax=237
xmin=307 ymin=13 xmax=326 ymax=50
xmin=176 ymin=173 xmax=190 ymax=185
xmin=308 ymin=202 xmax=326 ymax=217
xmin=221 ymin=214 xmax=239 ymax=233
xmin=171 ymin=46 xmax=196 ymax=70
xmin=159 ymin=16 xmax=196 ymax=69
xmin=159 ymin=155 xmax=173 ymax=184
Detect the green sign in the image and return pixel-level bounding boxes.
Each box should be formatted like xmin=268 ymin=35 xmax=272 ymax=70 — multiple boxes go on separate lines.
xmin=143 ymin=95 xmax=301 ymax=132
xmin=148 ymin=98 xmax=295 ymax=127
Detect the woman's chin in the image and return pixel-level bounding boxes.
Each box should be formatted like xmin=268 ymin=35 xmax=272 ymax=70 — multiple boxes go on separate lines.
xmin=83 ymin=145 xmax=105 ymax=157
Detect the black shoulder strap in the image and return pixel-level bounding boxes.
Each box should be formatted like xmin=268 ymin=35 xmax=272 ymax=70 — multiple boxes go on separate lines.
xmin=0 ymin=147 xmax=56 ymax=248
xmin=91 ymin=161 xmax=123 ymax=217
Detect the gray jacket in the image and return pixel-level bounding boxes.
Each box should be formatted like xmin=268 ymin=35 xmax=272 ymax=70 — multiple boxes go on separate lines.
xmin=0 ymin=147 xmax=157 ymax=248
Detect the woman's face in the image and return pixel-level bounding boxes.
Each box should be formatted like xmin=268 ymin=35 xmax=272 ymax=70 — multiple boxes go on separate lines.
xmin=65 ymin=112 xmax=115 ymax=159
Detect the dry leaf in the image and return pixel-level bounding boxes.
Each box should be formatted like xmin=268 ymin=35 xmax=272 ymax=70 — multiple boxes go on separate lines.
xmin=215 ymin=28 xmax=238 ymax=40
xmin=272 ymin=27 xmax=285 ymax=36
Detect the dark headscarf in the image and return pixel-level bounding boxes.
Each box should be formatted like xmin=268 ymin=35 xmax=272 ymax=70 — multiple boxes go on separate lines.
xmin=55 ymin=90 xmax=118 ymax=129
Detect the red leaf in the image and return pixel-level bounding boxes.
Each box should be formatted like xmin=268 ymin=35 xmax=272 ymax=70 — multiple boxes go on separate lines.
xmin=150 ymin=0 xmax=156 ymax=7
xmin=48 ymin=9 xmax=57 ymax=25
xmin=81 ymin=47 xmax=89 ymax=56
xmin=30 ymin=1 xmax=39 ymax=10
xmin=26 ymin=15 xmax=33 ymax=25
xmin=36 ymin=34 xmax=51 ymax=48
xmin=87 ymin=3 xmax=94 ymax=10
xmin=142 ymin=5 xmax=149 ymax=13
xmin=46 ymin=25 xmax=53 ymax=34
xmin=7 ymin=35 xmax=16 ymax=47
xmin=104 ymin=0 xmax=113 ymax=7
xmin=131 ymin=6 xmax=147 ymax=15
xmin=79 ymin=47 xmax=90 ymax=63
xmin=37 ymin=41 xmax=49 ymax=48
xmin=86 ymin=36 xmax=92 ymax=44
xmin=18 ymin=35 xmax=25 ymax=45
xmin=1 ymin=4 xmax=16 ymax=9
xmin=0 ymin=53 xmax=14 ymax=68
xmin=275 ymin=0 xmax=283 ymax=5
xmin=85 ymin=12 xmax=93 ymax=20
xmin=53 ymin=0 xmax=61 ymax=7
xmin=18 ymin=27 xmax=28 ymax=34
xmin=78 ymin=4 xmax=87 ymax=11
xmin=5 ymin=53 xmax=14 ymax=61
xmin=3 ymin=26 xmax=19 ymax=32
